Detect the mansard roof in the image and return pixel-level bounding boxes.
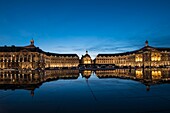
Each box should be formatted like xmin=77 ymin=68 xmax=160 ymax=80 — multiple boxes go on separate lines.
xmin=45 ymin=52 xmax=79 ymax=57
xmin=0 ymin=45 xmax=79 ymax=57
xmin=137 ymin=46 xmax=170 ymax=52
xmin=155 ymin=47 xmax=170 ymax=51
xmin=0 ymin=45 xmax=44 ymax=53
xmin=81 ymin=51 xmax=91 ymax=59
xmin=97 ymin=46 xmax=170 ymax=57
xmin=81 ymin=54 xmax=91 ymax=59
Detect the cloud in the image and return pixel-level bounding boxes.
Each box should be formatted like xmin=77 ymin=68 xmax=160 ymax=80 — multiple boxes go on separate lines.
xmin=36 ymin=35 xmax=170 ymax=59
xmin=68 ymin=38 xmax=144 ymax=59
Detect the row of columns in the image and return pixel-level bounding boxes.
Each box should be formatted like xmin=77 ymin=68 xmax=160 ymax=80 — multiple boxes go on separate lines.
xmin=0 ymin=54 xmax=38 ymax=63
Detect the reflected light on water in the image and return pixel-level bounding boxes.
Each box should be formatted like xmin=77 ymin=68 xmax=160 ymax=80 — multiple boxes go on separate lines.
xmin=0 ymin=68 xmax=170 ymax=113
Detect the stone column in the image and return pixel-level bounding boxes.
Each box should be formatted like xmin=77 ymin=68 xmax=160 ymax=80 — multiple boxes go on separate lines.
xmin=27 ymin=55 xmax=28 ymax=62
xmin=30 ymin=54 xmax=32 ymax=62
xmin=14 ymin=54 xmax=16 ymax=62
xmin=22 ymin=55 xmax=24 ymax=62
xmin=18 ymin=55 xmax=20 ymax=62
xmin=10 ymin=54 xmax=12 ymax=62
xmin=3 ymin=54 xmax=4 ymax=62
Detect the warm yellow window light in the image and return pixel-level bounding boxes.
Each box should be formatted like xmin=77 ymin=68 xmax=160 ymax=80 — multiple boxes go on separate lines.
xmin=136 ymin=70 xmax=143 ymax=79
xmin=151 ymin=53 xmax=161 ymax=61
xmin=135 ymin=55 xmax=142 ymax=62
xmin=152 ymin=71 xmax=162 ymax=80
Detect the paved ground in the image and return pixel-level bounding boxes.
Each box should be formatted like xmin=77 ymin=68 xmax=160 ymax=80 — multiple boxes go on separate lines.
xmin=0 ymin=74 xmax=170 ymax=113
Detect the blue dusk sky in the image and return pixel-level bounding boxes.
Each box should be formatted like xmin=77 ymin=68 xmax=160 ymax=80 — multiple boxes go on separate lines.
xmin=0 ymin=0 xmax=170 ymax=58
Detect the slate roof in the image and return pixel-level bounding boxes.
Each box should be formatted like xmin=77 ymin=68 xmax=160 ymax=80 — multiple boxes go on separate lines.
xmin=97 ymin=46 xmax=170 ymax=57
xmin=0 ymin=45 xmax=44 ymax=53
xmin=45 ymin=52 xmax=79 ymax=57
xmin=0 ymin=45 xmax=79 ymax=57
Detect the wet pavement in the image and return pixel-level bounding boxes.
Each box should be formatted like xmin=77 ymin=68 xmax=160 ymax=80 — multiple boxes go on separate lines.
xmin=0 ymin=69 xmax=170 ymax=113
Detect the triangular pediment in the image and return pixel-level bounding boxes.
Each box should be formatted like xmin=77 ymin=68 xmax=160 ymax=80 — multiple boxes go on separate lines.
xmin=137 ymin=46 xmax=159 ymax=53
xmin=24 ymin=44 xmax=36 ymax=48
xmin=20 ymin=49 xmax=30 ymax=52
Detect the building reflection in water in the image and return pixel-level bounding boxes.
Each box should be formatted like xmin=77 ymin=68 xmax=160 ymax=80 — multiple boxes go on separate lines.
xmin=80 ymin=70 xmax=92 ymax=79
xmin=0 ymin=68 xmax=170 ymax=95
xmin=95 ymin=68 xmax=170 ymax=91
xmin=0 ymin=69 xmax=79 ymax=96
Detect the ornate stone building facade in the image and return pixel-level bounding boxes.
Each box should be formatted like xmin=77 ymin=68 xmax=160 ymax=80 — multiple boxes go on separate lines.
xmin=45 ymin=52 xmax=79 ymax=69
xmin=0 ymin=40 xmax=79 ymax=70
xmin=95 ymin=41 xmax=170 ymax=68
xmin=1 ymin=40 xmax=170 ymax=69
xmin=80 ymin=51 xmax=92 ymax=68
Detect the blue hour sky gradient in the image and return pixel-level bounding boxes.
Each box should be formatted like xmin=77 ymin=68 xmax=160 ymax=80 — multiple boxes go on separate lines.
xmin=0 ymin=0 xmax=170 ymax=58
